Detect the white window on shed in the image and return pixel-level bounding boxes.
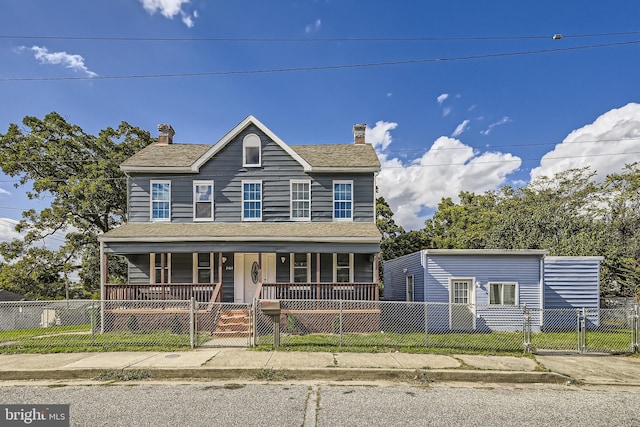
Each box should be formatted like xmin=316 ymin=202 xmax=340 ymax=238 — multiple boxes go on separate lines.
xmin=489 ymin=282 xmax=518 ymax=306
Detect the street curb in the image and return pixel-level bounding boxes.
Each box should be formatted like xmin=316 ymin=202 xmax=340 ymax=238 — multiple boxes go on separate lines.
xmin=0 ymin=368 xmax=572 ymax=384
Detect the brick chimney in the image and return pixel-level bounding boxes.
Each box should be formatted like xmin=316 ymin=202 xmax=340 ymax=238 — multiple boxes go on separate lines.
xmin=353 ymin=123 xmax=366 ymax=145
xmin=157 ymin=124 xmax=175 ymax=145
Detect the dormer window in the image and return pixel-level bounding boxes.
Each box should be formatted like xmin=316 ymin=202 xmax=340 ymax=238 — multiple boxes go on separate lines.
xmin=243 ymin=133 xmax=261 ymax=167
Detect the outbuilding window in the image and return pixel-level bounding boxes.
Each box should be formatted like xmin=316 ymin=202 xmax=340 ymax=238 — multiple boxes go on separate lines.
xmin=489 ymin=282 xmax=518 ymax=306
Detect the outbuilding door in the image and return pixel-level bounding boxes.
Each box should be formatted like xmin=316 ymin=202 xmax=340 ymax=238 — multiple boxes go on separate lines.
xmin=450 ymin=278 xmax=475 ymax=331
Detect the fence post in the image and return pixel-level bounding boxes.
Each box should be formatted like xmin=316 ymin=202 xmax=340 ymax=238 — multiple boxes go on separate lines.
xmin=580 ymin=308 xmax=586 ymax=354
xmin=253 ymin=299 xmax=258 ymax=348
xmin=339 ymin=299 xmax=343 ymax=347
xmin=424 ymin=302 xmax=429 ymax=347
xmin=634 ymin=305 xmax=639 ymax=353
xmin=189 ymin=297 xmax=195 ymax=349
xmin=522 ymin=304 xmax=530 ymax=353
xmin=91 ymin=301 xmax=96 ymax=345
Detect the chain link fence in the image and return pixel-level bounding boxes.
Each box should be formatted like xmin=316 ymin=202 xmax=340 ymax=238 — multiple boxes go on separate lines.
xmin=1 ymin=299 xmax=639 ymax=353
xmin=255 ymin=300 xmax=640 ymax=354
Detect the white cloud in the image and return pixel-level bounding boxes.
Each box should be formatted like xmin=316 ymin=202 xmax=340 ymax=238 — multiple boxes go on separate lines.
xmin=0 ymin=188 xmax=10 ymax=196
xmin=531 ymin=103 xmax=640 ymax=181
xmin=480 ymin=116 xmax=511 ymax=135
xmin=437 ymin=93 xmax=449 ymax=105
xmin=386 ymin=92 xmax=393 ymax=97
xmin=0 ymin=218 xmax=21 ymax=242
xmin=451 ymin=119 xmax=470 ymax=137
xmin=26 ymin=46 xmax=97 ymax=77
xmin=139 ymin=0 xmax=197 ymax=27
xmin=305 ymin=19 xmax=322 ymax=34
xmin=373 ymin=123 xmax=521 ymax=230
xmin=442 ymin=106 xmax=452 ymax=117
xmin=366 ymin=121 xmax=397 ymax=151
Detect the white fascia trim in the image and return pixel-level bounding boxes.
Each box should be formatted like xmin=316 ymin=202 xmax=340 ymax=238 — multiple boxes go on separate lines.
xmin=193 ymin=115 xmax=312 ymax=172
xmin=100 ymin=236 xmax=380 ymax=243
xmin=311 ymin=167 xmax=381 ymax=173
xmin=121 ymin=165 xmax=197 ymax=173
xmin=424 ymin=249 xmax=549 ymax=256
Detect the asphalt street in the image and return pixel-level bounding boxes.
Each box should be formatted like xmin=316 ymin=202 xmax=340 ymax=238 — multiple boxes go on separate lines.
xmin=1 ymin=382 xmax=639 ymax=426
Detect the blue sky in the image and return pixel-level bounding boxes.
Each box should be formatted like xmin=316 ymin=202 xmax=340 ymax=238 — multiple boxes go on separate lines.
xmin=1 ymin=0 xmax=640 ymax=235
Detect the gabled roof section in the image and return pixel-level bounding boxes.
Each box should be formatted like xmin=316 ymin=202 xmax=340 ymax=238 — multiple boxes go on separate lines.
xmin=120 ymin=115 xmax=380 ymax=173
xmin=194 ymin=115 xmax=311 ymax=171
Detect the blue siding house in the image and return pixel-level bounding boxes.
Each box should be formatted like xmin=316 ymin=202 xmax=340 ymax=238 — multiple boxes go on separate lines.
xmin=99 ymin=116 xmax=382 ymax=307
xmin=383 ymin=249 xmax=602 ymax=331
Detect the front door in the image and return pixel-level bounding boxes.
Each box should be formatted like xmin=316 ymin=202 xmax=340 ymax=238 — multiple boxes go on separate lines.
xmin=244 ymin=254 xmax=260 ymax=303
xmin=450 ymin=278 xmax=475 ymax=331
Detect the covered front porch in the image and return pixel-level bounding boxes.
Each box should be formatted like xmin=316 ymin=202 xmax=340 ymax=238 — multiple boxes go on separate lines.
xmin=99 ymin=221 xmax=382 ymax=304
xmin=101 ymin=251 xmax=380 ymax=304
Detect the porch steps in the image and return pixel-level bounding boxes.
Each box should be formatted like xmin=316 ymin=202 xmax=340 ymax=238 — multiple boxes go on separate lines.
xmin=213 ymin=309 xmax=251 ymax=337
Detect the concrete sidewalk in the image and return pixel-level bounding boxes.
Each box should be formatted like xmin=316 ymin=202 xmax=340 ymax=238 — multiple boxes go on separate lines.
xmin=0 ymin=348 xmax=638 ymax=385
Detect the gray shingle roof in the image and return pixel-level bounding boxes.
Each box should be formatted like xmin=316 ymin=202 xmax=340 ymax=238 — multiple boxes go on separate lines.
xmin=100 ymin=222 xmax=381 ymax=242
xmin=120 ymin=143 xmax=211 ymax=168
xmin=120 ymin=142 xmax=380 ymax=170
xmin=290 ymin=144 xmax=380 ymax=169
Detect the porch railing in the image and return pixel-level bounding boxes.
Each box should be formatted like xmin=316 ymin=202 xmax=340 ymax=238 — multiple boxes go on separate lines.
xmin=104 ymin=283 xmax=221 ymax=303
xmin=259 ymin=282 xmax=379 ymax=301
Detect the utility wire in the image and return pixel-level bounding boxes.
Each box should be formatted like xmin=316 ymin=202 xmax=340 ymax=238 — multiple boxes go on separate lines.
xmin=2 ymin=31 xmax=639 ymax=42
xmin=0 ymin=136 xmax=638 ymax=165
xmin=2 ymin=40 xmax=639 ymax=82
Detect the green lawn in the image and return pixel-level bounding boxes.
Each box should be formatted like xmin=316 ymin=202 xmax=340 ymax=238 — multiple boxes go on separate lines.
xmin=0 ymin=324 xmax=91 ymax=342
xmin=0 ymin=329 xmax=212 ymax=354
xmin=256 ymin=329 xmax=635 ymax=354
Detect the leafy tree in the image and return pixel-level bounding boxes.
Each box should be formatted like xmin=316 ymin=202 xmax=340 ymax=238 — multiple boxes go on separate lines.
xmin=0 ymin=112 xmax=153 ymax=298
xmin=600 ymin=162 xmax=640 ymax=297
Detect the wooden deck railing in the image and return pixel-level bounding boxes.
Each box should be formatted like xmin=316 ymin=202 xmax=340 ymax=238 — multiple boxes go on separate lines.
xmin=259 ymin=282 xmax=379 ymax=301
xmin=104 ymin=283 xmax=221 ymax=303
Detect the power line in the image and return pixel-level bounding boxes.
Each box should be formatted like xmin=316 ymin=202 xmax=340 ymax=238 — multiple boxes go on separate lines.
xmin=1 ymin=31 xmax=639 ymax=43
xmin=2 ymin=40 xmax=639 ymax=82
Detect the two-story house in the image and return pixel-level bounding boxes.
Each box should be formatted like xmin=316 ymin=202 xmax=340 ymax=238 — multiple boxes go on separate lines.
xmin=99 ymin=116 xmax=381 ymax=310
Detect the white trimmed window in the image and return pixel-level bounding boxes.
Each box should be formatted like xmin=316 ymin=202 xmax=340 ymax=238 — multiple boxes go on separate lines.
xmin=333 ymin=253 xmax=353 ymax=283
xmin=150 ymin=180 xmax=171 ymax=221
xmin=290 ymin=180 xmax=311 ymax=221
xmin=242 ymin=180 xmax=262 ymax=221
xmin=489 ymin=282 xmax=518 ymax=306
xmin=193 ymin=181 xmax=214 ymax=221
xmin=333 ymin=180 xmax=353 ymax=221
xmin=291 ymin=253 xmax=310 ymax=283
xmin=243 ymin=133 xmax=261 ymax=167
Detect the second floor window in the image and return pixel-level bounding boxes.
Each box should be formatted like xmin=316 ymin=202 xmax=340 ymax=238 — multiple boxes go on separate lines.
xmin=151 ymin=180 xmax=170 ymax=221
xmin=290 ymin=180 xmax=311 ymax=221
xmin=243 ymin=133 xmax=261 ymax=167
xmin=194 ymin=181 xmax=214 ymax=221
xmin=333 ymin=181 xmax=353 ymax=221
xmin=242 ymin=181 xmax=262 ymax=221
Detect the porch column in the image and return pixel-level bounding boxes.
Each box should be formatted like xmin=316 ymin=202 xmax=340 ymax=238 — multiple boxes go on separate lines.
xmin=161 ymin=253 xmax=166 ymax=299
xmin=374 ymin=253 xmax=380 ymax=301
xmin=218 ymin=252 xmax=223 ymax=285
xmin=316 ymin=253 xmax=321 ymax=299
